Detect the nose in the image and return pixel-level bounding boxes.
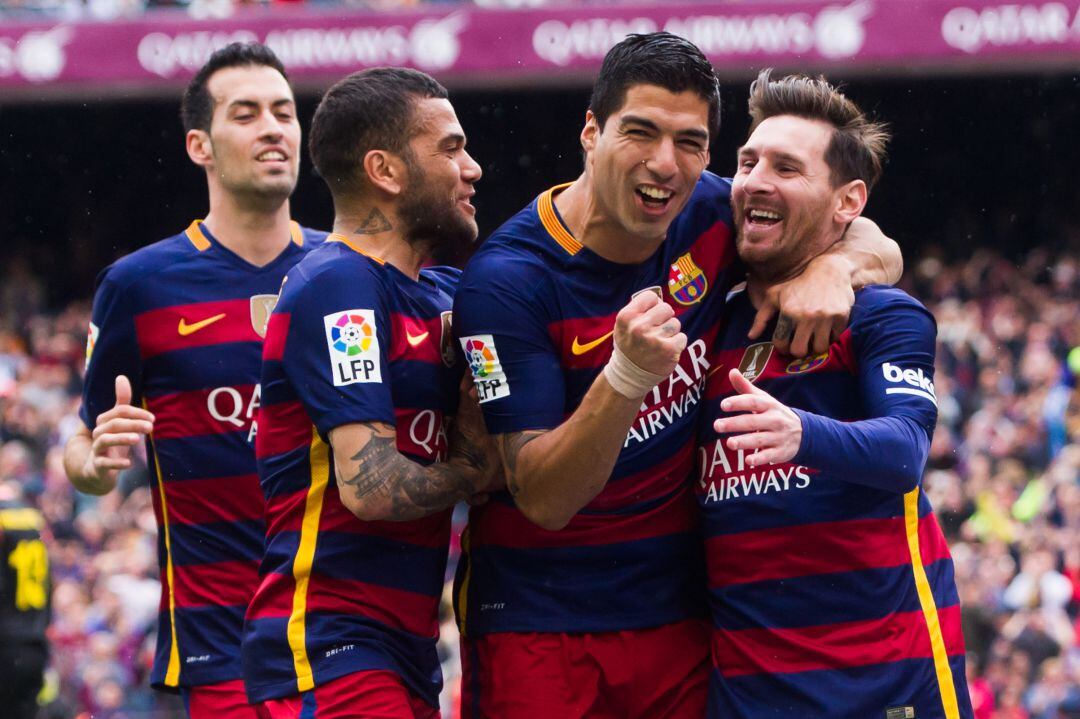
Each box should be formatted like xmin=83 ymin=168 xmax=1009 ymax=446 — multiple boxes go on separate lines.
xmin=644 ymin=137 xmax=678 ymax=180
xmin=256 ymin=109 xmax=285 ymax=141
xmin=741 ymin=160 xmax=773 ymax=195
xmin=461 ymin=150 xmax=482 ymax=183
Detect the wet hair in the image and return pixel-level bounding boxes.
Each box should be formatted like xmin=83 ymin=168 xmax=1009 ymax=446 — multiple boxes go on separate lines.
xmin=180 ymin=42 xmax=289 ymax=133
xmin=590 ymin=32 xmax=721 ymax=136
xmin=309 ymin=67 xmax=448 ymax=195
xmin=747 ymin=69 xmax=890 ymax=190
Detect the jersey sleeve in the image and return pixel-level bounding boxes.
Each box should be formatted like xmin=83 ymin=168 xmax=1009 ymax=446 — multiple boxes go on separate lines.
xmin=79 ymin=269 xmax=144 ymax=431
xmin=793 ymin=288 xmax=938 ymax=493
xmin=453 ymin=251 xmax=565 ymax=434
xmin=282 ymin=265 xmax=395 ymax=438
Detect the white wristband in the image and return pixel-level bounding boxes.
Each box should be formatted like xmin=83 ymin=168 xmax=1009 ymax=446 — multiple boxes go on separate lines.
xmin=603 ymin=340 xmax=668 ymax=400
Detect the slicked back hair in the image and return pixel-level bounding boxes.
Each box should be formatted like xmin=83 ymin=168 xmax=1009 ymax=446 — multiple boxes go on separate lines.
xmin=309 ymin=67 xmax=448 ymax=195
xmin=590 ymin=32 xmax=721 ymax=137
xmin=747 ymin=69 xmax=890 ymax=190
xmin=180 ymin=42 xmax=289 ymax=133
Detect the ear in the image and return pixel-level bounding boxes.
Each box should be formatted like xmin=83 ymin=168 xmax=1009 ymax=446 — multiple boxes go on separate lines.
xmin=186 ymin=129 xmax=213 ymax=168
xmin=834 ymin=179 xmax=867 ymax=225
xmin=362 ymin=149 xmax=406 ymax=197
xmin=580 ymin=110 xmax=599 ymax=155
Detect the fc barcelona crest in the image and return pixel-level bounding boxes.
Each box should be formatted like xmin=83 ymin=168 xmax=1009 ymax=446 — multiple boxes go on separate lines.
xmin=440 ymin=311 xmax=455 ymax=367
xmin=738 ymin=342 xmax=774 ymax=383
xmin=250 ymin=294 xmax=279 ymax=339
xmin=667 ymin=253 xmax=708 ymax=306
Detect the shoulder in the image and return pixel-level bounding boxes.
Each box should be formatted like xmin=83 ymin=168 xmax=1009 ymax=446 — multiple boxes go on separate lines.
xmin=850 ymin=285 xmax=936 ymax=336
xmin=462 ymin=207 xmax=557 ymax=293
xmin=281 ymin=243 xmax=388 ymax=309
xmin=420 ymin=265 xmax=461 ymax=295
xmin=98 ymin=231 xmax=202 ymax=292
xmin=298 ymin=226 xmax=329 ymax=251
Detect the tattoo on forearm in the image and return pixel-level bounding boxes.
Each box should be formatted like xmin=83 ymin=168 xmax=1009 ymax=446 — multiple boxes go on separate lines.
xmin=496 ymin=431 xmax=544 ymax=497
xmin=773 ymin=314 xmax=794 ymax=343
xmin=355 ymin=208 xmax=393 ymax=235
xmin=338 ymin=424 xmax=475 ymax=521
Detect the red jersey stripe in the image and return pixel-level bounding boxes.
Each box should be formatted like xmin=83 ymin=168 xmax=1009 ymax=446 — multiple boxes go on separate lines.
xmin=135 ymin=299 xmax=261 ymax=360
xmin=164 ymin=474 xmax=264 ymax=526
xmin=174 ymin=560 xmax=261 ymax=608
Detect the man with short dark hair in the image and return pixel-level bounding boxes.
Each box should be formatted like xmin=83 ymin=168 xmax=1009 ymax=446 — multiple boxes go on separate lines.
xmin=452 ymin=33 xmax=904 ymax=718
xmin=700 ymin=70 xmax=973 ymax=718
xmin=64 ymin=42 xmax=324 ymax=718
xmin=241 ymin=67 xmax=498 ymax=719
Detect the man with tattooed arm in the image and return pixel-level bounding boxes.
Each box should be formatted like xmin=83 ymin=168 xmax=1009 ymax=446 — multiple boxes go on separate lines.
xmin=240 ymin=68 xmax=498 ymax=718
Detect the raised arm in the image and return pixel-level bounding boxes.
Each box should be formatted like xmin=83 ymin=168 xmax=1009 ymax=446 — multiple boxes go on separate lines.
xmin=493 ymin=291 xmax=685 ymax=531
xmin=750 ymin=216 xmax=903 ymax=356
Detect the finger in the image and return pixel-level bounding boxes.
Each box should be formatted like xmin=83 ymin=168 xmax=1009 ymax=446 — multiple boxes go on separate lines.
xmin=727 ymin=368 xmax=770 ymax=398
xmin=115 ymin=375 xmax=133 ymax=407
xmin=94 ymin=434 xmax=142 ymax=451
xmin=94 ymin=457 xmax=132 ymax=471
xmin=665 ymin=332 xmax=688 ymax=355
xmin=93 ymin=419 xmax=153 ymax=439
xmin=789 ymin=320 xmax=813 ymax=358
xmin=810 ymin=319 xmax=832 ymax=356
xmin=726 ymin=430 xmax=785 ymax=453
xmin=640 ymin=299 xmax=675 ymax=326
xmin=743 ymin=447 xmax=789 ymax=468
xmin=713 ymin=415 xmax=774 ymax=435
xmin=830 ymin=316 xmax=847 ymax=344
xmin=627 ymin=289 xmax=659 ymax=313
xmin=748 ymin=302 xmax=776 ymax=340
xmin=96 ymin=405 xmax=155 ymax=425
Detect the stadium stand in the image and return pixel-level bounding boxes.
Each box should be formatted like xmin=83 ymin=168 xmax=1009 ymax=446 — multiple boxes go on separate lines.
xmin=0 ymin=244 xmax=1077 ymax=717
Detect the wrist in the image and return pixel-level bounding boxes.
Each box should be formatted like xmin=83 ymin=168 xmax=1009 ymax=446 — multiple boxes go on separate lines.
xmin=603 ymin=342 xmax=666 ymax=400
xmin=812 ymin=251 xmax=856 ymax=283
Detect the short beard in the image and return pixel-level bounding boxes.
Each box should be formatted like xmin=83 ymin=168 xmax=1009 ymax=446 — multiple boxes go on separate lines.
xmin=398 ymin=152 xmax=477 ymax=265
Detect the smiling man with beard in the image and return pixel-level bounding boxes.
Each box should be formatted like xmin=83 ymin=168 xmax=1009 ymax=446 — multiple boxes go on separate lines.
xmin=241 ymin=68 xmax=500 ymax=719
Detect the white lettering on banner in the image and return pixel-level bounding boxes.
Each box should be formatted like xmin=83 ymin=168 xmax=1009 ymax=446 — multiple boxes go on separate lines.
xmin=0 ymin=26 xmax=73 ymax=81
xmin=138 ymin=30 xmax=259 ymax=77
xmin=264 ymin=27 xmax=410 ymax=68
xmin=697 ymin=442 xmax=812 ymax=504
xmin=533 ymin=1 xmax=872 ymax=66
xmin=942 ymin=3 xmax=1079 ymax=53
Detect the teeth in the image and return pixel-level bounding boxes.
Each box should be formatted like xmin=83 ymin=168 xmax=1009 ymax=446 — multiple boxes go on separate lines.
xmin=258 ymin=151 xmax=286 ymax=161
xmin=749 ymin=209 xmax=781 ymax=220
xmin=638 ymin=186 xmax=672 ymax=200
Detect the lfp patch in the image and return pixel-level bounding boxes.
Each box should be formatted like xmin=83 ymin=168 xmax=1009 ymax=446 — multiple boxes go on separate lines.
xmin=667 ymin=252 xmax=708 ymax=306
xmin=324 ymin=309 xmax=382 ymax=386
xmin=460 ymin=334 xmax=510 ymax=403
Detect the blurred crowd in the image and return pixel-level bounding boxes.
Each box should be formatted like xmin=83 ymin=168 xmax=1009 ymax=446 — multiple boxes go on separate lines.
xmin=0 ymin=246 xmax=1078 ymax=717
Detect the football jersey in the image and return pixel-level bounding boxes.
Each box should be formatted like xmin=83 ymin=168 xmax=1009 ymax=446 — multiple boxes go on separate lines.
xmin=697 ymin=285 xmax=972 ymax=719
xmin=242 ymin=235 xmax=461 ymax=708
xmin=452 ymin=172 xmax=742 ymax=635
xmin=0 ymin=500 xmax=50 ymax=644
xmin=80 ymin=220 xmax=324 ymax=690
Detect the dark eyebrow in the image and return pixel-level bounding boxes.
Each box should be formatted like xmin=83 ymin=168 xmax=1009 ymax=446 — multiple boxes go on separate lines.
xmin=621 ymin=114 xmax=708 ymax=143
xmin=440 ymin=132 xmax=466 ymax=147
xmin=772 ymin=151 xmax=805 ymax=166
xmin=226 ymin=98 xmax=295 ymax=112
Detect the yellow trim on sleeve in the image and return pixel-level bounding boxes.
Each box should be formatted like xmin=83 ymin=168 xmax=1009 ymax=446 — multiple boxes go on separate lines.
xmin=147 ymin=428 xmax=182 ymax=687
xmin=287 ymin=428 xmax=330 ymax=693
xmin=456 ymin=526 xmax=472 ymax=637
xmin=536 ymin=183 xmax=582 ymax=256
xmin=289 ymin=221 xmax=304 ymax=247
xmin=326 ymin=234 xmax=386 ymax=265
xmin=184 ymin=221 xmax=211 ymax=251
xmin=904 ymin=488 xmax=960 ymax=719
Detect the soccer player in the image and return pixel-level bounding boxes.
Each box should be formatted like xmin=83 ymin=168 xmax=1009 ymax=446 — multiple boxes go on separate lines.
xmin=241 ymin=68 xmax=502 ymax=719
xmin=452 ymin=33 xmax=903 ymax=718
xmin=63 ymin=43 xmax=324 ymax=718
xmin=0 ymin=480 xmax=50 ymax=719
xmin=700 ymin=71 xmax=972 ymax=718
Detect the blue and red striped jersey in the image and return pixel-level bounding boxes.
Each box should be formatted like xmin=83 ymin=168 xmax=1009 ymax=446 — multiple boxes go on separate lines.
xmin=452 ymin=173 xmax=741 ymax=635
xmin=80 ymin=220 xmax=324 ymax=690
xmin=241 ymin=235 xmax=461 ymax=708
xmin=697 ymin=285 xmax=973 ymax=719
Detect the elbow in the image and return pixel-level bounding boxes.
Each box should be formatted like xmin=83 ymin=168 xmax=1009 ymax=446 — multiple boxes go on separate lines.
xmin=515 ymin=497 xmax=573 ymax=532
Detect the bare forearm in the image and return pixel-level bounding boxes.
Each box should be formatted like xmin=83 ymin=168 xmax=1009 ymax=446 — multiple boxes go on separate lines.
xmin=829 ymin=217 xmax=903 ymax=287
xmin=63 ymin=430 xmax=115 ymax=495
xmin=503 ymin=375 xmax=641 ymax=531
xmin=332 ymin=423 xmax=486 ymax=522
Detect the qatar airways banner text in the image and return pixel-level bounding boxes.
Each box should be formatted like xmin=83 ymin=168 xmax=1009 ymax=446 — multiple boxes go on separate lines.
xmin=1 ymin=0 xmax=1079 ymax=88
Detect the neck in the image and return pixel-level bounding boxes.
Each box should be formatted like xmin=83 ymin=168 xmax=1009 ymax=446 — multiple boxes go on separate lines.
xmin=745 ymin=227 xmax=844 ymax=308
xmin=332 ymin=203 xmax=425 ymax=280
xmin=555 ymin=173 xmax=663 ymax=265
xmin=202 ymin=186 xmax=293 ymax=267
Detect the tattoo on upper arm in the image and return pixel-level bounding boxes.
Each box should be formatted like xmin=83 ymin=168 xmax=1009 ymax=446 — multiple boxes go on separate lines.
xmin=337 ymin=423 xmax=475 ymax=521
xmin=354 ymin=208 xmax=393 ymax=235
xmin=496 ymin=431 xmax=545 ymax=497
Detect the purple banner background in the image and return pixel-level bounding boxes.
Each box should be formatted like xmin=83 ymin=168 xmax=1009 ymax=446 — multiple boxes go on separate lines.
xmin=1 ymin=0 xmax=1078 ymax=90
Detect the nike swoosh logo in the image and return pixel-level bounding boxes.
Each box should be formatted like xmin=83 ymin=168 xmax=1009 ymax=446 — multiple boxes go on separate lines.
xmin=571 ymin=330 xmax=614 ymax=356
xmin=406 ymin=331 xmax=429 ymax=347
xmin=178 ymin=313 xmax=226 ymax=336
